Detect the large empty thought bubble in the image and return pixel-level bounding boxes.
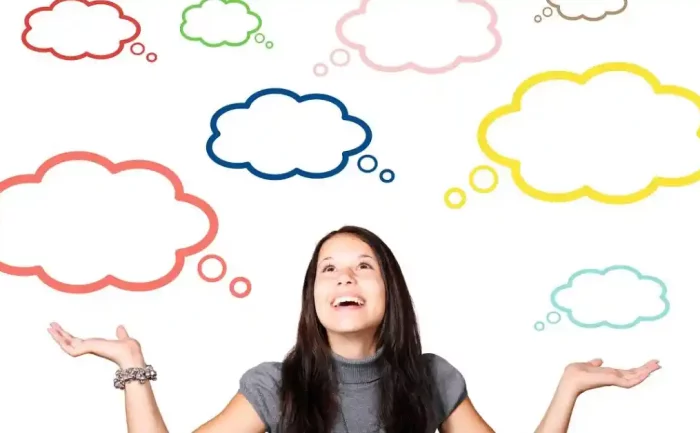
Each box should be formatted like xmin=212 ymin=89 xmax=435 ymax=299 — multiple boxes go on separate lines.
xmin=22 ymin=0 xmax=140 ymax=60
xmin=546 ymin=0 xmax=627 ymax=21
xmin=478 ymin=62 xmax=700 ymax=204
xmin=336 ymin=0 xmax=501 ymax=74
xmin=180 ymin=0 xmax=261 ymax=47
xmin=206 ymin=88 xmax=373 ymax=180
xmin=0 ymin=152 xmax=218 ymax=293
xmin=550 ymin=265 xmax=670 ymax=329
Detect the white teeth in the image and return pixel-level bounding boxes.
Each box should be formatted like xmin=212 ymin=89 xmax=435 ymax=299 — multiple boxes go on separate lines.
xmin=332 ymin=296 xmax=364 ymax=307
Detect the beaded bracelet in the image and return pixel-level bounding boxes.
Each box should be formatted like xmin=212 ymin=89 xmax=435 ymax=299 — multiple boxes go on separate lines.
xmin=113 ymin=364 xmax=158 ymax=390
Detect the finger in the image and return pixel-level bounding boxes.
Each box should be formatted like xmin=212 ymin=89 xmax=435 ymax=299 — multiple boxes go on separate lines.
xmin=624 ymin=362 xmax=660 ymax=376
xmin=587 ymin=358 xmax=604 ymax=367
xmin=48 ymin=324 xmax=73 ymax=346
xmin=643 ymin=360 xmax=661 ymax=370
xmin=48 ymin=327 xmax=83 ymax=356
xmin=50 ymin=322 xmax=76 ymax=340
xmin=613 ymin=367 xmax=659 ymax=388
xmin=47 ymin=327 xmax=66 ymax=346
xmin=116 ymin=325 xmax=129 ymax=340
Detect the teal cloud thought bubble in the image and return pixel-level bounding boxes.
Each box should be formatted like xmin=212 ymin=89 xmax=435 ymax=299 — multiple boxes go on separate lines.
xmin=539 ymin=265 xmax=670 ymax=330
xmin=534 ymin=265 xmax=671 ymax=331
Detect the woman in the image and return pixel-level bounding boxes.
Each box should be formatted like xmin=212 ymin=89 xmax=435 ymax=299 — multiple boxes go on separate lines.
xmin=48 ymin=225 xmax=660 ymax=433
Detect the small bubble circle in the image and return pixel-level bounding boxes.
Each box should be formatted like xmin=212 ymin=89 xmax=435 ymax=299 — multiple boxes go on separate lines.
xmin=130 ymin=43 xmax=145 ymax=55
xmin=197 ymin=254 xmax=227 ymax=283
xmin=444 ymin=187 xmax=467 ymax=209
xmin=254 ymin=33 xmax=265 ymax=43
xmin=146 ymin=53 xmax=157 ymax=63
xmin=265 ymin=41 xmax=274 ymax=49
xmin=534 ymin=321 xmax=545 ymax=331
xmin=313 ymin=63 xmax=328 ymax=77
xmin=330 ymin=48 xmax=350 ymax=66
xmin=230 ymin=277 xmax=252 ymax=299
xmin=534 ymin=15 xmax=542 ymax=23
xmin=543 ymin=7 xmax=553 ymax=17
xmin=469 ymin=165 xmax=499 ymax=193
xmin=546 ymin=311 xmax=562 ymax=324
xmin=379 ymin=169 xmax=395 ymax=183
xmin=357 ymin=155 xmax=378 ymax=173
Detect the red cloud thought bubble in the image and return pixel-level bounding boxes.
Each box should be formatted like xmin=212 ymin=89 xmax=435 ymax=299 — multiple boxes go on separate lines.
xmin=0 ymin=152 xmax=219 ymax=293
xmin=22 ymin=0 xmax=141 ymax=60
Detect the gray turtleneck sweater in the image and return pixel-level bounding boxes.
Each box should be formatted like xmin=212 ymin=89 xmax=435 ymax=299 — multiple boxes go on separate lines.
xmin=238 ymin=351 xmax=467 ymax=433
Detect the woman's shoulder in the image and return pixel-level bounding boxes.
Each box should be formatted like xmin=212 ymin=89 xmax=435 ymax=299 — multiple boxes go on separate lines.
xmin=422 ymin=353 xmax=464 ymax=382
xmin=240 ymin=361 xmax=283 ymax=390
xmin=421 ymin=353 xmax=468 ymax=422
xmin=238 ymin=362 xmax=284 ymax=431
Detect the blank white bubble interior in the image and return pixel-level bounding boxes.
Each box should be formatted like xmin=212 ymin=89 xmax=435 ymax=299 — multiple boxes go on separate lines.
xmin=486 ymin=70 xmax=700 ymax=196
xmin=548 ymin=0 xmax=627 ymax=19
xmin=26 ymin=1 xmax=138 ymax=57
xmin=201 ymin=258 xmax=225 ymax=279
xmin=182 ymin=0 xmax=260 ymax=45
xmin=472 ymin=168 xmax=496 ymax=190
xmin=211 ymin=94 xmax=367 ymax=175
xmin=339 ymin=0 xmax=497 ymax=69
xmin=0 ymin=161 xmax=211 ymax=284
xmin=554 ymin=269 xmax=667 ymax=326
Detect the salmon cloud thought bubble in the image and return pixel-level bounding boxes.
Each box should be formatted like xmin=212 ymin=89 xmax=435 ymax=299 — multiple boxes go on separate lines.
xmin=334 ymin=0 xmax=501 ymax=74
xmin=0 ymin=152 xmax=218 ymax=293
xmin=477 ymin=62 xmax=700 ymax=205
xmin=21 ymin=0 xmax=150 ymax=61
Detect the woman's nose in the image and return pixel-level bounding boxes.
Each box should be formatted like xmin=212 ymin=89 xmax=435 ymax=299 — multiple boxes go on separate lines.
xmin=336 ymin=270 xmax=355 ymax=285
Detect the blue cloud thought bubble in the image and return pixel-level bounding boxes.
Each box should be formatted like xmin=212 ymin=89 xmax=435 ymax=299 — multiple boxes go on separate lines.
xmin=205 ymin=88 xmax=373 ymax=180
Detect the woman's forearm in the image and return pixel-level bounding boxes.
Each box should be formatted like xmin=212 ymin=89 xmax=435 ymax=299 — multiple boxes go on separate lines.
xmin=121 ymin=355 xmax=169 ymax=433
xmin=534 ymin=383 xmax=579 ymax=433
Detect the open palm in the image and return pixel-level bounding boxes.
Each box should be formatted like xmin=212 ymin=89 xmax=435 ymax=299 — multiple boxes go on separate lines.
xmin=47 ymin=322 xmax=144 ymax=368
xmin=563 ymin=358 xmax=660 ymax=394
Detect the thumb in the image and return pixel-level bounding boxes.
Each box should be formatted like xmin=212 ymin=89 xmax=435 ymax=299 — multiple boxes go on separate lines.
xmin=587 ymin=358 xmax=604 ymax=367
xmin=116 ymin=325 xmax=130 ymax=340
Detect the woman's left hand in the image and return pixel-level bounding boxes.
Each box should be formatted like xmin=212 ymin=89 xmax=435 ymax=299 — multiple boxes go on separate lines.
xmin=559 ymin=358 xmax=661 ymax=395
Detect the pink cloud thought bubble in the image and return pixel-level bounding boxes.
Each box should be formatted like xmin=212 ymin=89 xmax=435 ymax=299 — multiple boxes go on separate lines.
xmin=335 ymin=0 xmax=502 ymax=74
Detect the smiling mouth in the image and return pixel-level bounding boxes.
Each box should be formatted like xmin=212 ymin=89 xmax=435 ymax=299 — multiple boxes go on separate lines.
xmin=332 ymin=296 xmax=365 ymax=308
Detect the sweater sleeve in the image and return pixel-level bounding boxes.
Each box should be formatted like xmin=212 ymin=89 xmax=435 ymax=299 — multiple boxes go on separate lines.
xmin=423 ymin=353 xmax=469 ymax=424
xmin=238 ymin=362 xmax=283 ymax=432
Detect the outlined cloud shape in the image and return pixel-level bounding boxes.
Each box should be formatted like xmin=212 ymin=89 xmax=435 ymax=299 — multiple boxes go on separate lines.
xmin=206 ymin=88 xmax=373 ymax=180
xmin=550 ymin=265 xmax=670 ymax=329
xmin=478 ymin=62 xmax=700 ymax=204
xmin=546 ymin=0 xmax=627 ymax=21
xmin=180 ymin=0 xmax=261 ymax=47
xmin=336 ymin=0 xmax=501 ymax=74
xmin=0 ymin=152 xmax=218 ymax=294
xmin=22 ymin=0 xmax=140 ymax=60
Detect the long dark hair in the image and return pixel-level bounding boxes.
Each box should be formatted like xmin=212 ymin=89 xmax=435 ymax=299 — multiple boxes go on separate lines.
xmin=279 ymin=226 xmax=434 ymax=433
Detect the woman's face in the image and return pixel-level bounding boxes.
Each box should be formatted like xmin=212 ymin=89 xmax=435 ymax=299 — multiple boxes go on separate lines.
xmin=313 ymin=234 xmax=386 ymax=336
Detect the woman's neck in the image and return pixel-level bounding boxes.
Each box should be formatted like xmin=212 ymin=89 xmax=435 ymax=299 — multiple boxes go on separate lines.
xmin=331 ymin=345 xmax=384 ymax=384
xmin=327 ymin=331 xmax=377 ymax=360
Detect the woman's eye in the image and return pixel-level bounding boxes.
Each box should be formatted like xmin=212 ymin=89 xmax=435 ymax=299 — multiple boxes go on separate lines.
xmin=323 ymin=265 xmax=335 ymax=272
xmin=358 ymin=262 xmax=372 ymax=269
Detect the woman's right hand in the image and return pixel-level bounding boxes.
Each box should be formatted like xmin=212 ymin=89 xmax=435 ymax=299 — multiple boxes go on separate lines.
xmin=48 ymin=322 xmax=146 ymax=368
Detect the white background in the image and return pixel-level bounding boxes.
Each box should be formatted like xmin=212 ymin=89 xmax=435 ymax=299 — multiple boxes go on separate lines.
xmin=0 ymin=0 xmax=696 ymax=432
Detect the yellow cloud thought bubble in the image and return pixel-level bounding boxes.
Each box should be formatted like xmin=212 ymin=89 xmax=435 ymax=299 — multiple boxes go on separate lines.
xmin=477 ymin=62 xmax=700 ymax=204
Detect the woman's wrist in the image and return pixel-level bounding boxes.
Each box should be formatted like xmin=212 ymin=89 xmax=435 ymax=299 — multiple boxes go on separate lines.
xmin=555 ymin=373 xmax=583 ymax=402
xmin=117 ymin=348 xmax=147 ymax=369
